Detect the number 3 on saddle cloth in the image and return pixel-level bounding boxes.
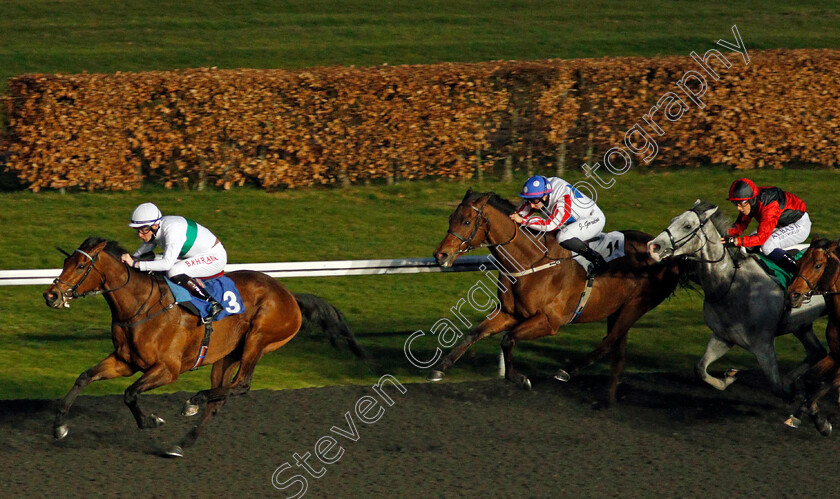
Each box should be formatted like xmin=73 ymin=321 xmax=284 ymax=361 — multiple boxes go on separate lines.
xmin=164 ymin=275 xmax=245 ymax=322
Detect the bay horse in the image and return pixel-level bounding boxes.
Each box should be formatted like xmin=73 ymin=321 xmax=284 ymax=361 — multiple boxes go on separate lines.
xmin=786 ymin=237 xmax=840 ymax=435
xmin=431 ymin=189 xmax=686 ymax=404
xmin=43 ymin=236 xmax=357 ymax=457
xmin=647 ymin=201 xmax=826 ymax=399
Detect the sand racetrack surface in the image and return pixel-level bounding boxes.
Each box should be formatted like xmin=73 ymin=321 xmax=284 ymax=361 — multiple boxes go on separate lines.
xmin=2 ymin=370 xmax=838 ymax=498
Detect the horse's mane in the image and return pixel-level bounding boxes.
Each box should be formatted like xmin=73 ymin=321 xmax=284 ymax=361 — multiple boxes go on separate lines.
xmin=690 ymin=200 xmax=746 ymax=262
xmin=811 ymin=238 xmax=834 ymax=250
xmin=81 ymin=236 xmax=130 ymax=260
xmin=467 ymin=191 xmax=519 ymax=215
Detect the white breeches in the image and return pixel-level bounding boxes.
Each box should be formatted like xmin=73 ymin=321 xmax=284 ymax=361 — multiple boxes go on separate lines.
xmin=166 ymin=243 xmax=227 ymax=278
xmin=556 ymin=206 xmax=606 ymax=243
xmin=757 ymin=213 xmax=811 ymax=254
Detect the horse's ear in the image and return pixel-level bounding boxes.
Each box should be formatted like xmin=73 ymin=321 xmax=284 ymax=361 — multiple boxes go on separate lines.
xmin=812 ymin=234 xmax=821 ymax=245
xmin=474 ymin=193 xmax=492 ymax=209
xmin=693 ymin=199 xmax=702 ymax=207
xmin=462 ymin=188 xmax=473 ymax=203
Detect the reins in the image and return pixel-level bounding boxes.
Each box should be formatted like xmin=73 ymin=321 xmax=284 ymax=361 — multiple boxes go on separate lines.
xmin=793 ymin=248 xmax=840 ymax=298
xmin=668 ymin=208 xmax=739 ymax=303
xmin=449 ymin=199 xmax=573 ymax=276
xmin=54 ymin=246 xmax=177 ymax=327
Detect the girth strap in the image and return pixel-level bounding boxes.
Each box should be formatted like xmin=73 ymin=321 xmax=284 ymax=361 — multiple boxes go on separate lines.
xmin=569 ymin=277 xmax=595 ymax=324
xmin=189 ymin=322 xmax=213 ymax=371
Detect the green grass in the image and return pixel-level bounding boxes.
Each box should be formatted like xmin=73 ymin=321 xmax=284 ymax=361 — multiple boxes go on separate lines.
xmin=2 ymin=168 xmax=839 ymax=400
xmin=2 ymin=0 xmax=840 ymax=96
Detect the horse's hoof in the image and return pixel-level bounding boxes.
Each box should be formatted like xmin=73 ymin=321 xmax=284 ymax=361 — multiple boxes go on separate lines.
xmin=523 ymin=377 xmax=532 ymax=391
xmin=725 ymin=369 xmax=738 ymax=378
xmin=784 ymin=415 xmax=802 ymax=429
xmin=53 ymin=424 xmax=69 ymax=440
xmin=818 ymin=421 xmax=832 ymax=437
xmin=142 ymin=414 xmax=166 ymax=429
xmin=427 ymin=370 xmax=445 ymax=382
xmin=181 ymin=402 xmax=200 ymax=417
xmin=554 ymin=369 xmax=570 ymax=383
xmin=164 ymin=445 xmax=184 ymax=458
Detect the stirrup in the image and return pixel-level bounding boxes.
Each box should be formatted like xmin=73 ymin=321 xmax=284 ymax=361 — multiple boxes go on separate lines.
xmin=202 ymin=302 xmax=223 ymax=323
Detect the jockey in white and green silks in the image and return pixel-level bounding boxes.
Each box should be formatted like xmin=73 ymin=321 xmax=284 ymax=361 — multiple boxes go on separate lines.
xmin=509 ymin=175 xmax=608 ymax=276
xmin=120 ymin=202 xmax=227 ymax=320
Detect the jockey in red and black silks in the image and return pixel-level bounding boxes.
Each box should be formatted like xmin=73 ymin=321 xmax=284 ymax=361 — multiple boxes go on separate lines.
xmin=724 ymin=178 xmax=810 ymax=274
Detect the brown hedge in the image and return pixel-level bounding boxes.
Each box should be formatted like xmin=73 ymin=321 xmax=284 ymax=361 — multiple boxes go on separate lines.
xmin=2 ymin=49 xmax=838 ymax=191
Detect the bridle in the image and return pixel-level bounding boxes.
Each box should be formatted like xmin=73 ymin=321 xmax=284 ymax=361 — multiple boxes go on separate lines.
xmin=447 ymin=202 xmax=517 ymax=255
xmin=664 ymin=209 xmax=728 ymax=265
xmin=53 ymin=247 xmax=131 ymax=300
xmin=792 ymin=248 xmax=840 ymax=298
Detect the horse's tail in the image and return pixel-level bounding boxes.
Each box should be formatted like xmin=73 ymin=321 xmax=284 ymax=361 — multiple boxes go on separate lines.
xmin=294 ymin=293 xmax=368 ymax=359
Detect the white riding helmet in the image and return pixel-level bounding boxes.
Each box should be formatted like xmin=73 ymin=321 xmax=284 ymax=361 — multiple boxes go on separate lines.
xmin=129 ymin=202 xmax=163 ymax=228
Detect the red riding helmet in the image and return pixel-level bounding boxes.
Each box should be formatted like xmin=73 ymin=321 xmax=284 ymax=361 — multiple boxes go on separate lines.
xmin=727 ymin=178 xmax=758 ymax=202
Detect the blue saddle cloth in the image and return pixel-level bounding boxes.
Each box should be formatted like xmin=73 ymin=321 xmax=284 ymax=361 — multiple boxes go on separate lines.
xmin=165 ymin=276 xmax=245 ymax=321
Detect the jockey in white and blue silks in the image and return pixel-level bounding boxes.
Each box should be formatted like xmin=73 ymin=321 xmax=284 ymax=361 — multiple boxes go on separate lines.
xmin=120 ymin=202 xmax=227 ymax=321
xmin=509 ymin=175 xmax=608 ymax=276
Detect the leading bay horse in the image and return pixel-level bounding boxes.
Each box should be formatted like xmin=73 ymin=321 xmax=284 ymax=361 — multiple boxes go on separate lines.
xmin=786 ymin=237 xmax=840 ymax=435
xmin=431 ymin=189 xmax=686 ymax=403
xmin=43 ymin=236 xmax=353 ymax=457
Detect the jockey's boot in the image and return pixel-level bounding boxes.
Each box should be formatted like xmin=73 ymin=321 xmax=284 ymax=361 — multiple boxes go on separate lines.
xmin=172 ymin=274 xmax=224 ymax=322
xmin=768 ymin=248 xmax=799 ymax=276
xmin=560 ymin=237 xmax=608 ymax=277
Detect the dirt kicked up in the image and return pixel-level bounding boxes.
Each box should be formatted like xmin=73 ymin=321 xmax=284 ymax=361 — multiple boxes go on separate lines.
xmin=1 ymin=371 xmax=838 ymax=498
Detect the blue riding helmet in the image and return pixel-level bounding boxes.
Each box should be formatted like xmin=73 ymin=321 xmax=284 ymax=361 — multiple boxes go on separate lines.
xmin=519 ymin=175 xmax=553 ymax=199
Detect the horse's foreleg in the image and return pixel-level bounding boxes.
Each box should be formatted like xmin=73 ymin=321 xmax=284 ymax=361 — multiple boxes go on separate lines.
xmin=123 ymin=362 xmax=178 ymax=430
xmin=54 ymin=353 xmax=135 ymax=439
xmin=607 ymin=335 xmax=629 ymax=406
xmin=695 ymin=336 xmax=736 ymax=390
xmin=501 ymin=314 xmax=553 ymax=390
xmin=428 ymin=312 xmax=518 ymax=382
xmin=752 ymin=342 xmax=789 ymax=399
xmin=785 ymin=324 xmax=828 ymax=387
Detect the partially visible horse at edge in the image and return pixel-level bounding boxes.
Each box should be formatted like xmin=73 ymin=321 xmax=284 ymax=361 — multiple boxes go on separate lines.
xmin=785 ymin=237 xmax=840 ymax=436
xmin=647 ymin=200 xmax=826 ymax=399
xmin=43 ymin=236 xmax=363 ymax=457
xmin=431 ymin=189 xmax=688 ymax=404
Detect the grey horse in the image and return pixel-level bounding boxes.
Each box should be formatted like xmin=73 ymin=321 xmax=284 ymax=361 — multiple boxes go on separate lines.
xmin=647 ymin=200 xmax=826 ymax=398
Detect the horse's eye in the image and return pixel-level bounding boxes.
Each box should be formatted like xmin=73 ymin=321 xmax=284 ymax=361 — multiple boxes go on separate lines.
xmin=684 ymin=224 xmax=692 ymax=230
xmin=463 ymin=220 xmax=471 ymax=226
xmin=77 ymin=264 xmax=86 ymax=270
xmin=816 ymin=263 xmax=823 ymax=269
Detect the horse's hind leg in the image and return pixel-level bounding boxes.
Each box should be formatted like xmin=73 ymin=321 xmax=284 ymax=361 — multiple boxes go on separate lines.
xmin=123 ymin=362 xmax=178 ymax=429
xmin=171 ymin=357 xmax=239 ymax=457
xmin=695 ymin=336 xmax=736 ymax=390
xmin=54 ymin=353 xmax=135 ymax=439
xmin=555 ymin=301 xmax=645 ymax=385
xmin=183 ymin=354 xmax=240 ymax=416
